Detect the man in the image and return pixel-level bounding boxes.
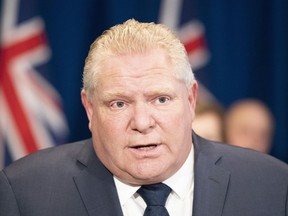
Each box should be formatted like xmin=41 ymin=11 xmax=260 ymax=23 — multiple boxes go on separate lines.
xmin=225 ymin=99 xmax=274 ymax=153
xmin=0 ymin=19 xmax=287 ymax=216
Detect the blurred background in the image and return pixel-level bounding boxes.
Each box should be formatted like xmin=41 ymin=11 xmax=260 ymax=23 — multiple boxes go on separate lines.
xmin=1 ymin=0 xmax=287 ymax=168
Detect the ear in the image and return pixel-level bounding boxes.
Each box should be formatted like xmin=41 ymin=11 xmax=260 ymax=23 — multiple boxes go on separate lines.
xmin=188 ymin=80 xmax=198 ymax=116
xmin=81 ymin=89 xmax=93 ymax=130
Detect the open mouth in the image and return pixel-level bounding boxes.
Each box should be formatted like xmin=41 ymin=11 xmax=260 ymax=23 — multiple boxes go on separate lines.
xmin=132 ymin=144 xmax=158 ymax=150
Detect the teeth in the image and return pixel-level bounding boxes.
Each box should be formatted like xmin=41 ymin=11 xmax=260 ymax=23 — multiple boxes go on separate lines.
xmin=135 ymin=145 xmax=157 ymax=150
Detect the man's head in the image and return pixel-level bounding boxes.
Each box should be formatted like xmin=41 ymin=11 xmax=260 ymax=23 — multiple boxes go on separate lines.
xmin=81 ymin=19 xmax=198 ymax=185
xmin=82 ymin=19 xmax=194 ymax=101
xmin=193 ymin=102 xmax=224 ymax=142
xmin=224 ymin=99 xmax=274 ymax=153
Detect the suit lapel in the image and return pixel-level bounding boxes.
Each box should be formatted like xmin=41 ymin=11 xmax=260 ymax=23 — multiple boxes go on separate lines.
xmin=72 ymin=135 xmax=230 ymax=216
xmin=73 ymin=140 xmax=123 ymax=216
xmin=192 ymin=133 xmax=230 ymax=216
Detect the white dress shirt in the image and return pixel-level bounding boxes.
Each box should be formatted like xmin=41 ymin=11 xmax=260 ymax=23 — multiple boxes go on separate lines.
xmin=114 ymin=145 xmax=194 ymax=216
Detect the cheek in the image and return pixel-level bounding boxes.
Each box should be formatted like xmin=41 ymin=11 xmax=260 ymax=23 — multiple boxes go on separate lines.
xmin=91 ymin=115 xmax=126 ymax=163
xmin=155 ymin=104 xmax=192 ymax=134
xmin=175 ymin=101 xmax=194 ymax=125
xmin=90 ymin=110 xmax=129 ymax=151
xmin=187 ymin=101 xmax=196 ymax=121
xmin=91 ymin=106 xmax=125 ymax=131
xmin=91 ymin=115 xmax=121 ymax=141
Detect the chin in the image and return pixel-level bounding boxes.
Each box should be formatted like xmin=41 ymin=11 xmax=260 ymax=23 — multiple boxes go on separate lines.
xmin=133 ymin=168 xmax=173 ymax=184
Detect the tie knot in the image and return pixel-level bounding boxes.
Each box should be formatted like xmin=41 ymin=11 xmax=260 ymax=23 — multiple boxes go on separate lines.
xmin=137 ymin=183 xmax=171 ymax=207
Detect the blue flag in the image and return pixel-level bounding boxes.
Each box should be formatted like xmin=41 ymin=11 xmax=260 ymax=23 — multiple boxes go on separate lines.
xmin=0 ymin=0 xmax=68 ymax=168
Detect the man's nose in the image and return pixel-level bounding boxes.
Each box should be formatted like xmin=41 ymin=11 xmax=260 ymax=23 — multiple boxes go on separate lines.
xmin=130 ymin=103 xmax=156 ymax=133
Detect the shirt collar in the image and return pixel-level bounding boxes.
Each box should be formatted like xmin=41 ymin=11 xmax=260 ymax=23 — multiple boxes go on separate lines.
xmin=114 ymin=144 xmax=194 ymax=206
xmin=114 ymin=176 xmax=140 ymax=206
xmin=164 ymin=144 xmax=194 ymax=200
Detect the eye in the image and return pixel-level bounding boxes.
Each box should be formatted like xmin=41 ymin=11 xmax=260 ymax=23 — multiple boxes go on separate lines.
xmin=155 ymin=96 xmax=170 ymax=104
xmin=110 ymin=101 xmax=126 ymax=109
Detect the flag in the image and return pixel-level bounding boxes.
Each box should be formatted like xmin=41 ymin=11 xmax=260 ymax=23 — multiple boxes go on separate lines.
xmin=159 ymin=0 xmax=209 ymax=70
xmin=0 ymin=0 xmax=68 ymax=168
xmin=159 ymin=0 xmax=215 ymax=104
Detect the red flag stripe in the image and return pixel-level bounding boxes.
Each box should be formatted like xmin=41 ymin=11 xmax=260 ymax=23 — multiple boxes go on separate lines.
xmin=1 ymin=67 xmax=38 ymax=153
xmin=0 ymin=32 xmax=46 ymax=154
xmin=1 ymin=32 xmax=46 ymax=62
xmin=184 ymin=34 xmax=205 ymax=54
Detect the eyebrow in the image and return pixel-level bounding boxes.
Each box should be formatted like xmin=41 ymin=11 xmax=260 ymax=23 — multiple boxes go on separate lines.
xmin=144 ymin=87 xmax=176 ymax=96
xmin=101 ymin=87 xmax=176 ymax=100
xmin=100 ymin=92 xmax=129 ymax=101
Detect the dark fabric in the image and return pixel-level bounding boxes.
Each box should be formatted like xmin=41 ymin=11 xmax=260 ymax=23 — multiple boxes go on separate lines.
xmin=137 ymin=183 xmax=171 ymax=216
xmin=0 ymin=133 xmax=288 ymax=215
xmin=192 ymin=132 xmax=288 ymax=216
xmin=0 ymin=139 xmax=123 ymax=216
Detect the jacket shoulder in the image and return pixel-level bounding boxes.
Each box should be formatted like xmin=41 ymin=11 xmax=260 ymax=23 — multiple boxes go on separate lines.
xmin=2 ymin=139 xmax=92 ymax=178
xmin=193 ymin=133 xmax=288 ymax=178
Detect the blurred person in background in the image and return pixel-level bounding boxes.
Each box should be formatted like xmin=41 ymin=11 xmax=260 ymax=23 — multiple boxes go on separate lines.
xmin=192 ymin=102 xmax=225 ymax=142
xmin=224 ymin=99 xmax=274 ymax=153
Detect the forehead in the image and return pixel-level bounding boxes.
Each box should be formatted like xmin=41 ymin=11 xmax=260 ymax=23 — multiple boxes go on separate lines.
xmin=99 ymin=49 xmax=173 ymax=78
xmin=93 ymin=50 xmax=187 ymax=97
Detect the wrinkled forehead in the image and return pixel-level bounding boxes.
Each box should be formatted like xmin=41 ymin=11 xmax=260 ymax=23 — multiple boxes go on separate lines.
xmin=96 ymin=49 xmax=175 ymax=79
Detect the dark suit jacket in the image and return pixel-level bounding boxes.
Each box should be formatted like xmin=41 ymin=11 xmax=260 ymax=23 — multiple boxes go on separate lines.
xmin=1 ymin=133 xmax=288 ymax=216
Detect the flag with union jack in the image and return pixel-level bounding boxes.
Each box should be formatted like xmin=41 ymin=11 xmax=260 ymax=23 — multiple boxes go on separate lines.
xmin=159 ymin=0 xmax=215 ymax=103
xmin=159 ymin=0 xmax=209 ymax=69
xmin=0 ymin=0 xmax=68 ymax=169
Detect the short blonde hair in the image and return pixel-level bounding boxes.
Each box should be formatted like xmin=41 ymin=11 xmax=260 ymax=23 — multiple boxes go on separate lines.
xmin=83 ymin=19 xmax=194 ymax=101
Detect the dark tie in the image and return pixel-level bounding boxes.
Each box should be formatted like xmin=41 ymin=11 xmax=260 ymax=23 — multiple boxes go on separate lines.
xmin=137 ymin=183 xmax=171 ymax=216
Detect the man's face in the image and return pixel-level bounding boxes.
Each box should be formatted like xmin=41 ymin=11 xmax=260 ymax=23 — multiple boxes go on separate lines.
xmin=81 ymin=49 xmax=197 ymax=185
